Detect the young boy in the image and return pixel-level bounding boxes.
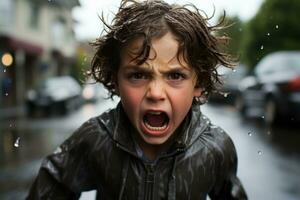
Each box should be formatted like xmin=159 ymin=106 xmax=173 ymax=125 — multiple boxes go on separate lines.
xmin=27 ymin=0 xmax=247 ymax=199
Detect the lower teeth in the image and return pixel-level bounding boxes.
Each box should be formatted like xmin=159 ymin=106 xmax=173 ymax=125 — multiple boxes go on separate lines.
xmin=145 ymin=122 xmax=167 ymax=131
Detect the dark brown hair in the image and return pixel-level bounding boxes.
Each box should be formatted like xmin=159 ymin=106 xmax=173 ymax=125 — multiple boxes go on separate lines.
xmin=88 ymin=0 xmax=234 ymax=102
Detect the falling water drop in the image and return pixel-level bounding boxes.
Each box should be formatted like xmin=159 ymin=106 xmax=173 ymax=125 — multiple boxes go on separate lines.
xmin=260 ymin=45 xmax=264 ymax=50
xmin=261 ymin=115 xmax=265 ymax=119
xmin=267 ymin=33 xmax=270 ymax=36
xmin=14 ymin=137 xmax=20 ymax=148
xmin=4 ymin=69 xmax=6 ymax=73
xmin=258 ymin=151 xmax=263 ymax=155
xmin=248 ymin=132 xmax=252 ymax=136
xmin=275 ymin=25 xmax=279 ymax=29
xmin=5 ymin=93 xmax=8 ymax=96
xmin=233 ymin=69 xmax=236 ymax=72
xmin=224 ymin=93 xmax=229 ymax=98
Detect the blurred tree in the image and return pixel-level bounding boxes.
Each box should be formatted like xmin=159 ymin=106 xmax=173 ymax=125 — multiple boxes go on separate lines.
xmin=71 ymin=47 xmax=90 ymax=84
xmin=218 ymin=15 xmax=245 ymax=59
xmin=242 ymin=0 xmax=300 ymax=69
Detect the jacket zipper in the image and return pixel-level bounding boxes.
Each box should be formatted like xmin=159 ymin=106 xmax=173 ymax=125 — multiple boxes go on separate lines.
xmin=144 ymin=163 xmax=155 ymax=200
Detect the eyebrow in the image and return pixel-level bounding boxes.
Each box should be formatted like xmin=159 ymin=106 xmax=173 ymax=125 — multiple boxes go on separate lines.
xmin=123 ymin=64 xmax=191 ymax=74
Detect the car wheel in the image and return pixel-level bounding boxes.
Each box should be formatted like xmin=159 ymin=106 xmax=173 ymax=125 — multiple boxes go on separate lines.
xmin=264 ymin=99 xmax=277 ymax=125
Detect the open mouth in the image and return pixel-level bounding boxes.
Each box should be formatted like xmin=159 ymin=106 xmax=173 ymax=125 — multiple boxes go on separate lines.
xmin=143 ymin=111 xmax=169 ymax=132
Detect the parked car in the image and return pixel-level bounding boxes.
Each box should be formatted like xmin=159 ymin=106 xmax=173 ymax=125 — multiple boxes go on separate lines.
xmin=26 ymin=76 xmax=83 ymax=116
xmin=209 ymin=64 xmax=247 ymax=104
xmin=236 ymin=51 xmax=300 ymax=125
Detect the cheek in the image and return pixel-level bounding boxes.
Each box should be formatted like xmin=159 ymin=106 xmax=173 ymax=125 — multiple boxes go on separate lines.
xmin=119 ymin=86 xmax=144 ymax=109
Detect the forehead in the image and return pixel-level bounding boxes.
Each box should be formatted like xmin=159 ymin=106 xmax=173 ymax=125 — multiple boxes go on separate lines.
xmin=120 ymin=32 xmax=186 ymax=65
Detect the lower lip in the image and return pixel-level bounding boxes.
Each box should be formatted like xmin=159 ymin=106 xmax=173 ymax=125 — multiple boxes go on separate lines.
xmin=140 ymin=121 xmax=170 ymax=136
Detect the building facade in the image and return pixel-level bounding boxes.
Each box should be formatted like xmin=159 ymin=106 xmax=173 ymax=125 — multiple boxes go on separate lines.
xmin=0 ymin=0 xmax=80 ymax=115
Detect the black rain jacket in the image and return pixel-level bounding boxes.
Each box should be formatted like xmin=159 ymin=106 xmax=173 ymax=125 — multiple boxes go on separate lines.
xmin=27 ymin=103 xmax=247 ymax=200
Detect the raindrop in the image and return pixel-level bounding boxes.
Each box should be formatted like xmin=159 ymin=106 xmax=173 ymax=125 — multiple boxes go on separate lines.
xmin=275 ymin=25 xmax=279 ymax=29
xmin=233 ymin=69 xmax=237 ymax=72
xmin=5 ymin=93 xmax=8 ymax=96
xmin=224 ymin=93 xmax=229 ymax=98
xmin=248 ymin=132 xmax=252 ymax=136
xmin=14 ymin=137 xmax=20 ymax=148
xmin=267 ymin=33 xmax=270 ymax=36
xmin=258 ymin=151 xmax=263 ymax=155
xmin=260 ymin=45 xmax=264 ymax=50
xmin=3 ymin=69 xmax=6 ymax=73
xmin=54 ymin=147 xmax=62 ymax=154
xmin=261 ymin=115 xmax=265 ymax=119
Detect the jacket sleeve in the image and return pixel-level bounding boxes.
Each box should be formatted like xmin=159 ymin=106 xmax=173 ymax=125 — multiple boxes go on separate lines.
xmin=26 ymin=119 xmax=98 ymax=199
xmin=208 ymin=128 xmax=248 ymax=200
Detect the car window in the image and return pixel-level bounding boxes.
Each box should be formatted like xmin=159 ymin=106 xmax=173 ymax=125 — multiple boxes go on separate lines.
xmin=255 ymin=52 xmax=300 ymax=77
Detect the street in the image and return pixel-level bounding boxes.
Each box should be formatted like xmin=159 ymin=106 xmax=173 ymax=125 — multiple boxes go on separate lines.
xmin=1 ymin=99 xmax=300 ymax=200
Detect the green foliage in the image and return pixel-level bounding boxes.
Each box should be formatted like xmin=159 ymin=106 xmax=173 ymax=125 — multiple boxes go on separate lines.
xmin=216 ymin=15 xmax=246 ymax=66
xmin=71 ymin=49 xmax=90 ymax=84
xmin=242 ymin=0 xmax=300 ymax=69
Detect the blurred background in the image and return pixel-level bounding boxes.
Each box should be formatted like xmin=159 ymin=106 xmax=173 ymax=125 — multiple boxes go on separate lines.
xmin=0 ymin=0 xmax=300 ymax=199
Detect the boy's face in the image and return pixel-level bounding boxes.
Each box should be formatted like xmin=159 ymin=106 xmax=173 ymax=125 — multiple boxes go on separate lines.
xmin=117 ymin=32 xmax=202 ymax=146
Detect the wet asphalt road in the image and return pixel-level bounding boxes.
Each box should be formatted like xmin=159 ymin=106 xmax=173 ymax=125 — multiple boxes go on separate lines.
xmin=0 ymin=99 xmax=300 ymax=200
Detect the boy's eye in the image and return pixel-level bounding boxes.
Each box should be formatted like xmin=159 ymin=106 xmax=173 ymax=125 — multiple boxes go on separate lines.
xmin=128 ymin=72 xmax=148 ymax=80
xmin=167 ymin=72 xmax=186 ymax=80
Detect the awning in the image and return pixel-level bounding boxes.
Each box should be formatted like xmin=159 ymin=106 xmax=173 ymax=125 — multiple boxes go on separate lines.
xmin=0 ymin=35 xmax=43 ymax=55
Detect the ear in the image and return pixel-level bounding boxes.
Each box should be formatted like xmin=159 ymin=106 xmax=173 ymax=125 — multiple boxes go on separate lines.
xmin=193 ymin=86 xmax=203 ymax=98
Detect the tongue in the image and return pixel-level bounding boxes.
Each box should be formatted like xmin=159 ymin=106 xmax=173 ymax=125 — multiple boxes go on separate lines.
xmin=145 ymin=113 xmax=166 ymax=127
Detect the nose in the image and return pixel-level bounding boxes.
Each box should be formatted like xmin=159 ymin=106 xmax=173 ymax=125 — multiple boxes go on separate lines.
xmin=146 ymin=79 xmax=166 ymax=102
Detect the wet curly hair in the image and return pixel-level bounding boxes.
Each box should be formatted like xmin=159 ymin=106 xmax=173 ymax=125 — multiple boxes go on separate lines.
xmin=88 ymin=0 xmax=235 ymax=103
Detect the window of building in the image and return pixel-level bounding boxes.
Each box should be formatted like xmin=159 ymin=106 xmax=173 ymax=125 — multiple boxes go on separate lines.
xmin=29 ymin=4 xmax=40 ymax=29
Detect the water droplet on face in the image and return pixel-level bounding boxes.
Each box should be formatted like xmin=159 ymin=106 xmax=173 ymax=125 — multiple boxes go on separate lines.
xmin=260 ymin=45 xmax=264 ymax=50
xmin=14 ymin=137 xmax=20 ymax=147
xmin=248 ymin=132 xmax=252 ymax=136
xmin=275 ymin=25 xmax=279 ymax=29
xmin=258 ymin=151 xmax=262 ymax=155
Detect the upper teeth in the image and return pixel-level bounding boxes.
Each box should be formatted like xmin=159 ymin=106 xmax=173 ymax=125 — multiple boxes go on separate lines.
xmin=148 ymin=111 xmax=162 ymax=115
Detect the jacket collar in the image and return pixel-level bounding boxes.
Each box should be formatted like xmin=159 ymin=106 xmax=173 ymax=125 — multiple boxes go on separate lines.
xmin=98 ymin=102 xmax=210 ymax=154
